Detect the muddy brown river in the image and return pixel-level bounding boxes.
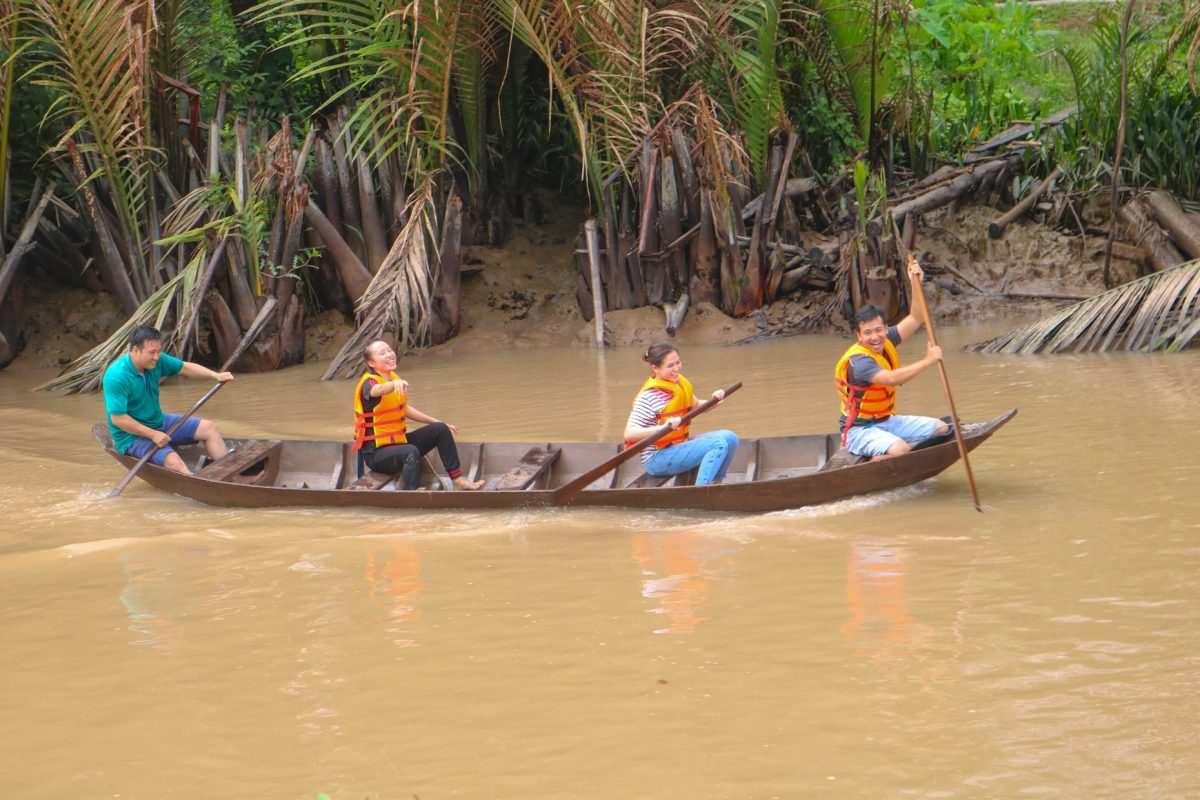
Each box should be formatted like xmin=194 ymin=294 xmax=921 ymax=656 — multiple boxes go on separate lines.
xmin=1 ymin=323 xmax=1197 ymax=799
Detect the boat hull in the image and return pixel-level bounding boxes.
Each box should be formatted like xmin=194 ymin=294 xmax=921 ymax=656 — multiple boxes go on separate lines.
xmin=93 ymin=409 xmax=1016 ymax=513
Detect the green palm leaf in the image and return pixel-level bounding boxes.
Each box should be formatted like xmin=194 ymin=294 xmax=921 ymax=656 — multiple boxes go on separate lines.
xmin=23 ymin=0 xmax=157 ymax=295
xmin=724 ymin=0 xmax=785 ymax=186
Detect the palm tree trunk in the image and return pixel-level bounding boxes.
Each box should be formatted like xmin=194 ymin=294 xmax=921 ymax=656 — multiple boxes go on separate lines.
xmin=690 ymin=189 xmax=720 ymax=305
xmin=304 ymin=199 xmax=373 ymax=302
xmin=357 ymin=152 xmax=389 ymax=272
xmin=659 ymin=154 xmax=687 ymax=296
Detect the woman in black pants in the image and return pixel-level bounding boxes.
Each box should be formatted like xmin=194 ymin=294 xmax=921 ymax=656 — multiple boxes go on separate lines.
xmin=352 ymin=340 xmax=484 ymax=490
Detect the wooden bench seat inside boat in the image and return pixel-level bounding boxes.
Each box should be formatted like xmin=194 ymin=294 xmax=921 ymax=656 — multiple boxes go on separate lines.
xmin=197 ymin=440 xmax=282 ymax=483
xmin=624 ymin=466 xmax=698 ymax=488
xmin=349 ymin=470 xmax=398 ymax=490
xmin=819 ymin=448 xmax=868 ymax=471
xmin=625 ymin=472 xmax=672 ymax=489
xmin=491 ymin=446 xmax=561 ymax=490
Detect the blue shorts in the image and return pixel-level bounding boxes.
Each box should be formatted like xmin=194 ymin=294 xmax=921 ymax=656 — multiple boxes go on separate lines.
xmin=124 ymin=414 xmax=203 ymax=466
xmin=845 ymin=415 xmax=943 ymax=457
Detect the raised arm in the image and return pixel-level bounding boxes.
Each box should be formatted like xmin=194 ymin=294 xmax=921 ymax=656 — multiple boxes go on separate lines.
xmin=894 ymin=255 xmax=928 ymax=342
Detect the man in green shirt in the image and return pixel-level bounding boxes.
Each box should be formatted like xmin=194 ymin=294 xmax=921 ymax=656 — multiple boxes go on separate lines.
xmin=103 ymin=324 xmax=234 ymax=474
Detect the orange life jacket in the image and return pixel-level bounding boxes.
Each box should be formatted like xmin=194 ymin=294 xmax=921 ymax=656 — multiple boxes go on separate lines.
xmin=353 ymin=370 xmax=408 ymax=450
xmin=625 ymin=375 xmax=694 ymax=449
xmin=835 ymin=341 xmax=899 ymax=445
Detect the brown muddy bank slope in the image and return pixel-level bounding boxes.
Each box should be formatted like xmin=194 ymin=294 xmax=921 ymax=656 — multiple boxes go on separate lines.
xmin=10 ymin=196 xmax=1130 ymax=373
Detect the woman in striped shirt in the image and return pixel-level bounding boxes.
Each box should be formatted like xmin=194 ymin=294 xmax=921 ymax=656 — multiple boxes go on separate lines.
xmin=623 ymin=343 xmax=739 ymax=485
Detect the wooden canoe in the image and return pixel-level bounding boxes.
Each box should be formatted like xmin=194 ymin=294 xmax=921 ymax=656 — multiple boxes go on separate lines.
xmin=92 ymin=409 xmax=1015 ymax=512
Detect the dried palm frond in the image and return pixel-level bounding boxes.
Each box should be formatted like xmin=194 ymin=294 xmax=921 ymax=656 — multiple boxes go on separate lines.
xmin=24 ymin=0 xmax=158 ymax=296
xmin=35 ymin=265 xmax=198 ymax=393
xmin=322 ymin=175 xmax=440 ymax=380
xmin=1168 ymin=0 xmax=1200 ymax=92
xmin=690 ymin=90 xmax=748 ymax=233
xmin=966 ymin=260 xmax=1200 ymax=355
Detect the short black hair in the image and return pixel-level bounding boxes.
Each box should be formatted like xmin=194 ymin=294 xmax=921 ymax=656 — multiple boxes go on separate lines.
xmin=852 ymin=304 xmax=886 ymax=333
xmin=129 ymin=324 xmax=162 ymax=349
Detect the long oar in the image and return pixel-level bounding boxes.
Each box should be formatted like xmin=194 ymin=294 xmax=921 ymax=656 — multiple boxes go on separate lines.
xmin=551 ymin=382 xmax=742 ymax=506
xmin=892 ymin=218 xmax=981 ymax=512
xmin=106 ymin=381 xmax=226 ymax=498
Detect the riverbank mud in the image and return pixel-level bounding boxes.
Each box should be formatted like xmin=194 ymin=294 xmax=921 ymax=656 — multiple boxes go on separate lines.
xmin=8 ymin=195 xmax=1132 ymax=373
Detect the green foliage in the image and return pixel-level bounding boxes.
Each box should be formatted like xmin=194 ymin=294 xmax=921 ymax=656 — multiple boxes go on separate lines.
xmin=1050 ymin=8 xmax=1200 ymax=199
xmin=791 ymin=91 xmax=860 ymax=173
xmin=178 ymin=4 xmax=316 ymax=120
xmin=850 ymin=158 xmax=886 ymax=235
xmin=725 ymin=0 xmax=786 ymax=186
xmin=904 ymin=0 xmax=1052 ymax=157
xmin=813 ymin=0 xmax=892 ymax=145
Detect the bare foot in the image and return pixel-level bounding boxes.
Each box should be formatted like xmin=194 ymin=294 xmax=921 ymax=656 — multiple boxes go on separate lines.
xmin=453 ymin=476 xmax=485 ymax=491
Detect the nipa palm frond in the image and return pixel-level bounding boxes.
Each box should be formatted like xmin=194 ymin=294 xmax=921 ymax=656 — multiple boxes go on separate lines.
xmin=574 ymin=0 xmax=656 ymax=169
xmin=965 ymin=260 xmax=1200 ymax=355
xmin=25 ymin=0 xmax=157 ymax=295
xmin=727 ymin=0 xmax=785 ymax=186
xmin=322 ymin=175 xmax=440 ymax=380
xmin=36 ymin=265 xmax=198 ymax=394
xmin=493 ymin=0 xmax=602 ymax=195
xmin=690 ymin=89 xmax=748 ymax=239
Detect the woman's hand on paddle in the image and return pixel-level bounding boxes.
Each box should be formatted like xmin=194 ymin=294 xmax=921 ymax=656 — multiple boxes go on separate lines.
xmin=711 ymin=389 xmax=726 ymax=402
xmin=924 ymin=342 xmax=943 ymax=364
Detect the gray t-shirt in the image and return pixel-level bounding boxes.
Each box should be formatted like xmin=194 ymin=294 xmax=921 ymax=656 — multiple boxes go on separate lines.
xmin=840 ymin=326 xmax=901 ymax=428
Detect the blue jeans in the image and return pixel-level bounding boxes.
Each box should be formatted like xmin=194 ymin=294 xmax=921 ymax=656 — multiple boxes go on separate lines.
xmin=644 ymin=430 xmax=739 ymax=485
xmin=124 ymin=413 xmax=202 ymax=466
xmin=845 ymin=415 xmax=942 ymax=457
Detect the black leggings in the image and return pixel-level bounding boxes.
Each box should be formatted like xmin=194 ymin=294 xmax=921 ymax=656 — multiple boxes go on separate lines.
xmin=365 ymin=422 xmax=465 ymax=489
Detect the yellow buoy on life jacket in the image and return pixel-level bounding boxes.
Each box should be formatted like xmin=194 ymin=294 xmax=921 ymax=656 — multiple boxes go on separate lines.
xmin=625 ymin=375 xmax=694 ymax=449
xmin=353 ymin=370 xmax=408 ymax=450
xmin=834 ymin=341 xmax=898 ymax=443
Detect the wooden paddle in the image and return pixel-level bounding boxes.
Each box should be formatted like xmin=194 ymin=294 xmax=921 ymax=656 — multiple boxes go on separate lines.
xmin=892 ymin=217 xmax=982 ymax=511
xmin=106 ymin=381 xmax=227 ymax=498
xmin=551 ymin=382 xmax=742 ymax=506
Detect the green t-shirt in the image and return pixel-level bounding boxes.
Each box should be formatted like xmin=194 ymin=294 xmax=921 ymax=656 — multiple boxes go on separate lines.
xmin=103 ymin=352 xmax=184 ymax=453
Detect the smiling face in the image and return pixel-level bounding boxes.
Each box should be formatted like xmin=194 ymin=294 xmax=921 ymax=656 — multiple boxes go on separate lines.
xmin=650 ymin=350 xmax=682 ymax=383
xmin=129 ymin=339 xmax=163 ymax=372
xmin=854 ymin=315 xmax=888 ymax=354
xmin=365 ymin=341 xmax=398 ymax=375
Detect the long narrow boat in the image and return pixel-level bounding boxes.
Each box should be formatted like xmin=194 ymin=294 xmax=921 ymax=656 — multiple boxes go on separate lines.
xmin=92 ymin=409 xmax=1015 ymax=512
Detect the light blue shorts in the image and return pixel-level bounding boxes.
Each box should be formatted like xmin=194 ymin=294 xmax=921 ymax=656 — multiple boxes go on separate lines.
xmin=845 ymin=415 xmax=943 ymax=457
xmin=124 ymin=413 xmax=202 ymax=466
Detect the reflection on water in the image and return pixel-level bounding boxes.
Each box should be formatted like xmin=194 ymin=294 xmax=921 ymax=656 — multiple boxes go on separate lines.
xmin=839 ymin=539 xmax=961 ymax=698
xmin=631 ymin=531 xmax=739 ymax=634
xmin=1 ymin=340 xmax=1199 ymax=798
xmin=119 ymin=552 xmax=184 ymax=651
xmin=363 ymin=540 xmax=423 ymax=647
